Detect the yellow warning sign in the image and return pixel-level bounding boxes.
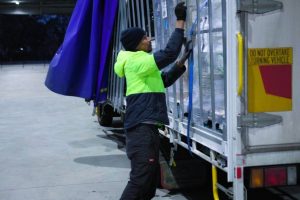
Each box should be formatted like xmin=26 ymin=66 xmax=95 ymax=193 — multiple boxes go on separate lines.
xmin=248 ymin=47 xmax=293 ymax=112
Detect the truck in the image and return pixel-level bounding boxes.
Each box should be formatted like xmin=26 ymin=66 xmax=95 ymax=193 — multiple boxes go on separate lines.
xmin=101 ymin=0 xmax=300 ymax=199
xmin=45 ymin=0 xmax=300 ymax=199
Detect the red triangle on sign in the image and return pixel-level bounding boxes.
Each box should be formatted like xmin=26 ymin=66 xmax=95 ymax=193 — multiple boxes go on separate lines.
xmin=259 ymin=65 xmax=292 ymax=99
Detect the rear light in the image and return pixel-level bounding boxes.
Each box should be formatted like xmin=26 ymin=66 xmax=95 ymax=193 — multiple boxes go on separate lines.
xmin=250 ymin=168 xmax=264 ymax=188
xmin=264 ymin=167 xmax=286 ymax=187
xmin=249 ymin=165 xmax=297 ymax=188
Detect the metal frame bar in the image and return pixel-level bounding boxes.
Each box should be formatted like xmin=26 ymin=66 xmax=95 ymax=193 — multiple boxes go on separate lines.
xmin=221 ymin=0 xmax=228 ymax=140
xmin=179 ymin=75 xmax=184 ymax=121
xmin=160 ymin=126 xmax=228 ymax=172
xmin=136 ymin=0 xmax=141 ymax=27
xmin=127 ymin=0 xmax=132 ymax=27
xmin=160 ymin=0 xmax=228 ymax=152
xmin=152 ymin=0 xmax=158 ymax=46
xmin=147 ymin=0 xmax=152 ymax=37
xmin=199 ymin=27 xmax=223 ymax=33
xmin=115 ymin=1 xmax=124 ymax=109
xmin=111 ymin=4 xmax=121 ymax=106
xmin=240 ymin=12 xmax=250 ymax=152
xmin=141 ymin=0 xmax=146 ymax=30
xmin=108 ymin=15 xmax=119 ymax=102
xmin=226 ymin=0 xmax=238 ymax=184
xmin=170 ymin=0 xmax=179 ymax=129
xmin=244 ymin=143 xmax=300 ymax=154
xmin=196 ymin=0 xmax=204 ymax=126
xmin=128 ymin=0 xmax=133 ymax=29
xmin=108 ymin=0 xmax=230 ymax=162
xmin=131 ymin=0 xmax=136 ymax=27
xmin=118 ymin=0 xmax=127 ymax=109
xmin=108 ymin=0 xmax=156 ymax=113
xmin=172 ymin=84 xmax=178 ymax=127
xmin=208 ymin=0 xmax=216 ymax=130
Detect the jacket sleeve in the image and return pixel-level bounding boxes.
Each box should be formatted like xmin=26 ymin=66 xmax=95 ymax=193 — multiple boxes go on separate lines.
xmin=161 ymin=63 xmax=186 ymax=88
xmin=114 ymin=51 xmax=125 ymax=78
xmin=114 ymin=62 xmax=124 ymax=77
xmin=153 ymin=28 xmax=184 ymax=70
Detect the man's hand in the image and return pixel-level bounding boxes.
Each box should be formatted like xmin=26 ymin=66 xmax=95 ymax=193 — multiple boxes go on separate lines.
xmin=175 ymin=2 xmax=187 ymax=21
xmin=177 ymin=40 xmax=192 ymax=67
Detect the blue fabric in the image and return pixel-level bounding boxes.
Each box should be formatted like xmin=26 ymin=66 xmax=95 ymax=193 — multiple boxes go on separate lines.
xmin=45 ymin=0 xmax=118 ymax=103
xmin=186 ymin=0 xmax=207 ymax=154
xmin=187 ymin=49 xmax=193 ymax=154
xmin=186 ymin=14 xmax=199 ymax=154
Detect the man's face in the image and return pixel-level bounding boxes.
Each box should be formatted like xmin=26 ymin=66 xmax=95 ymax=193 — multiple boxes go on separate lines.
xmin=136 ymin=35 xmax=152 ymax=53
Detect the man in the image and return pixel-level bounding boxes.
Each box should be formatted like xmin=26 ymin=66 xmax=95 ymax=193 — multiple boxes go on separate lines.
xmin=114 ymin=2 xmax=190 ymax=199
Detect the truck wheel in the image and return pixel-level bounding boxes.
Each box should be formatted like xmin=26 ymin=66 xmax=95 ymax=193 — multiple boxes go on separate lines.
xmin=97 ymin=103 xmax=113 ymax=127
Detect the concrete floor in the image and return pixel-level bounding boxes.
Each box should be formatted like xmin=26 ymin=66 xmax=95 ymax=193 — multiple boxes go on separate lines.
xmin=0 ymin=65 xmax=186 ymax=200
xmin=1 ymin=65 xmax=300 ymax=200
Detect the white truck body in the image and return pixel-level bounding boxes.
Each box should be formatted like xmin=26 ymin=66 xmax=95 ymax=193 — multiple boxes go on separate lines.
xmin=107 ymin=0 xmax=300 ymax=199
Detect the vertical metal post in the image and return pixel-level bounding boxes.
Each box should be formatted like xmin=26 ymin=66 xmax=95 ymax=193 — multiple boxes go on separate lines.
xmin=108 ymin=47 xmax=114 ymax=100
xmin=115 ymin=3 xmax=121 ymax=109
xmin=127 ymin=0 xmax=132 ymax=27
xmin=172 ymin=83 xmax=178 ymax=121
xmin=179 ymin=77 xmax=184 ymax=121
xmin=118 ymin=1 xmax=125 ymax=109
xmin=147 ymin=0 xmax=152 ymax=38
xmin=112 ymin=5 xmax=121 ymax=106
xmin=159 ymin=0 xmax=170 ymax=111
xmin=129 ymin=0 xmax=134 ymax=29
xmin=136 ymin=0 xmax=141 ymax=27
xmin=171 ymin=0 xmax=178 ymax=125
xmin=152 ymin=0 xmax=157 ymax=44
xmin=111 ymin=24 xmax=118 ymax=102
xmin=107 ymin=50 xmax=112 ymax=101
xmin=239 ymin=11 xmax=250 ymax=151
xmin=221 ymin=0 xmax=227 ymax=139
xmin=116 ymin=2 xmax=124 ymax=109
xmin=131 ymin=0 xmax=136 ymax=26
xmin=196 ymin=0 xmax=204 ymax=126
xmin=119 ymin=1 xmax=129 ymax=109
xmin=115 ymin=78 xmax=120 ymax=110
xmin=187 ymin=0 xmax=193 ymax=125
xmin=177 ymin=0 xmax=183 ymax=122
xmin=161 ymin=0 xmax=167 ymax=47
xmin=208 ymin=0 xmax=216 ymax=130
xmin=141 ymin=0 xmax=146 ymax=30
xmin=117 ymin=2 xmax=124 ymax=108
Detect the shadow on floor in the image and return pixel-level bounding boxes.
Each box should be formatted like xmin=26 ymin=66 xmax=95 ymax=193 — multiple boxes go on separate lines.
xmin=97 ymin=131 xmax=126 ymax=151
xmin=74 ymin=154 xmax=129 ymax=168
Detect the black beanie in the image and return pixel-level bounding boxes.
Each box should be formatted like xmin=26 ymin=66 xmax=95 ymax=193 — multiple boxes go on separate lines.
xmin=120 ymin=27 xmax=146 ymax=51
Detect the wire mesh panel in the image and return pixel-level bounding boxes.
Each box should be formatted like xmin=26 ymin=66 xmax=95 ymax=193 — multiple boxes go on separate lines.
xmin=107 ymin=0 xmax=154 ymax=112
xmin=108 ymin=0 xmax=227 ymax=156
xmin=153 ymin=0 xmax=227 ymax=154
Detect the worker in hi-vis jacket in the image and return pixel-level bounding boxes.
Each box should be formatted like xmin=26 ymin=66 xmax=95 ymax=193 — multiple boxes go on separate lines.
xmin=114 ymin=2 xmax=190 ymax=199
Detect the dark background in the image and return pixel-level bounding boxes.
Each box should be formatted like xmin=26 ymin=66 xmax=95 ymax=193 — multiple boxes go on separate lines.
xmin=0 ymin=15 xmax=69 ymax=62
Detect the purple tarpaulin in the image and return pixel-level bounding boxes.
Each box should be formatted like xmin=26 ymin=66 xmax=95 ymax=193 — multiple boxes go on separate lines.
xmin=45 ymin=0 xmax=118 ymax=103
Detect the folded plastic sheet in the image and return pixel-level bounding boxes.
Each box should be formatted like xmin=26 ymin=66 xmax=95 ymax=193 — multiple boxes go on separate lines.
xmin=45 ymin=0 xmax=118 ymax=103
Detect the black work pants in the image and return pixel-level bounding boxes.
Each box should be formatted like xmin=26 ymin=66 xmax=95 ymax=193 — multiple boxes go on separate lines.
xmin=120 ymin=124 xmax=160 ymax=200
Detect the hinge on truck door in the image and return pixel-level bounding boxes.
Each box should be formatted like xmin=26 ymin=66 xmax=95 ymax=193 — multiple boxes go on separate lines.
xmin=237 ymin=0 xmax=283 ymax=14
xmin=237 ymin=113 xmax=282 ymax=128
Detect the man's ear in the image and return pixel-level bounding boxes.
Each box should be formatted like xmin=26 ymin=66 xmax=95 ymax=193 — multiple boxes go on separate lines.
xmin=135 ymin=41 xmax=142 ymax=51
xmin=135 ymin=36 xmax=147 ymax=51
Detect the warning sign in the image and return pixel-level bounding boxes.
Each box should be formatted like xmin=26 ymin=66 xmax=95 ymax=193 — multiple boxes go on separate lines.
xmin=248 ymin=47 xmax=293 ymax=112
